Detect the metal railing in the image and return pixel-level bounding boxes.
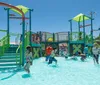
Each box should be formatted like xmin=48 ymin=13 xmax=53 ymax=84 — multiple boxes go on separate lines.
xmin=16 ymin=42 xmax=22 ymax=64
xmin=0 ymin=35 xmax=9 ymax=56
xmin=70 ymin=32 xmax=84 ymax=41
xmin=16 ymin=31 xmax=30 ymax=65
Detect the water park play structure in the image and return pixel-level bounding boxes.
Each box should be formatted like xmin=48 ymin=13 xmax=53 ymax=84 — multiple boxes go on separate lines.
xmin=0 ymin=2 xmax=100 ymax=69
xmin=39 ymin=13 xmax=95 ymax=56
xmin=68 ymin=13 xmax=94 ymax=56
xmin=0 ymin=2 xmax=31 ymax=68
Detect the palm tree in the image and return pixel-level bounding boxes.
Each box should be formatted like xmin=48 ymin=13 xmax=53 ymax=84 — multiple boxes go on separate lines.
xmin=94 ymin=35 xmax=100 ymax=47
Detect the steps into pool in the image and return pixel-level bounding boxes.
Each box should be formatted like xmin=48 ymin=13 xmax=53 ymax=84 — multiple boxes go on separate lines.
xmin=0 ymin=44 xmax=20 ymax=69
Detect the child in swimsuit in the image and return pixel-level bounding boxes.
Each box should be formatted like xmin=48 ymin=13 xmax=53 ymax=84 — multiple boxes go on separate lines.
xmin=84 ymin=45 xmax=88 ymax=57
xmin=24 ymin=46 xmax=33 ymax=73
xmin=45 ymin=45 xmax=53 ymax=62
xmin=78 ymin=52 xmax=86 ymax=61
xmin=92 ymin=43 xmax=100 ymax=64
xmin=48 ymin=48 xmax=57 ymax=65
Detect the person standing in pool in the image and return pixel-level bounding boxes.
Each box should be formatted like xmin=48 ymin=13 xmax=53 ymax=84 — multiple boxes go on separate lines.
xmin=78 ymin=52 xmax=86 ymax=61
xmin=48 ymin=48 xmax=57 ymax=65
xmin=92 ymin=43 xmax=100 ymax=64
xmin=45 ymin=45 xmax=53 ymax=62
xmin=84 ymin=45 xmax=88 ymax=57
xmin=24 ymin=46 xmax=33 ymax=73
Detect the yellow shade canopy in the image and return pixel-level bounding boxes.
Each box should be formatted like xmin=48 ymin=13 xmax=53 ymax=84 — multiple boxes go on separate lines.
xmin=11 ymin=5 xmax=29 ymax=15
xmin=72 ymin=13 xmax=90 ymax=22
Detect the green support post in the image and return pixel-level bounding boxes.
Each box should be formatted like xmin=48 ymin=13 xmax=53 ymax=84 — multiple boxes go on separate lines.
xmin=22 ymin=19 xmax=25 ymax=66
xmin=40 ymin=31 xmax=42 ymax=42
xmin=7 ymin=8 xmax=10 ymax=45
xmin=4 ymin=8 xmax=10 ymax=45
xmin=78 ymin=16 xmax=81 ymax=33
xmin=29 ymin=9 xmax=33 ymax=46
xmin=83 ymin=15 xmax=85 ymax=46
xmin=53 ymin=33 xmax=55 ymax=42
xmin=68 ymin=31 xmax=70 ymax=55
xmin=90 ymin=12 xmax=93 ymax=45
xmin=78 ymin=20 xmax=80 ymax=40
xmin=69 ymin=20 xmax=72 ymax=34
xmin=45 ymin=32 xmax=47 ymax=42
xmin=69 ymin=19 xmax=72 ymax=41
xmin=78 ymin=21 xmax=80 ymax=32
xmin=57 ymin=43 xmax=59 ymax=55
xmin=39 ymin=31 xmax=42 ymax=57
xmin=57 ymin=33 xmax=59 ymax=42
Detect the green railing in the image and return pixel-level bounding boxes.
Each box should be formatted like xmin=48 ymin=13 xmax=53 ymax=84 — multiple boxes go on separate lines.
xmin=16 ymin=42 xmax=22 ymax=64
xmin=70 ymin=32 xmax=93 ymax=45
xmin=16 ymin=31 xmax=30 ymax=65
xmin=0 ymin=35 xmax=10 ymax=56
xmin=25 ymin=31 xmax=30 ymax=47
xmin=70 ymin=32 xmax=84 ymax=41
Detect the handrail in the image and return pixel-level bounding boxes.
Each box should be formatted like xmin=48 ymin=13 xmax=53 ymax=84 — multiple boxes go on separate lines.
xmin=16 ymin=42 xmax=22 ymax=64
xmin=70 ymin=32 xmax=84 ymax=41
xmin=16 ymin=31 xmax=30 ymax=65
xmin=0 ymin=35 xmax=9 ymax=56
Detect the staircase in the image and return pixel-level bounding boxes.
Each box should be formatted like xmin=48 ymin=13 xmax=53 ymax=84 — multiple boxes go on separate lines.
xmin=0 ymin=44 xmax=20 ymax=69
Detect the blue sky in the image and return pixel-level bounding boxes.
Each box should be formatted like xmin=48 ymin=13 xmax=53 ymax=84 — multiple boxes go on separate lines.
xmin=0 ymin=0 xmax=100 ymax=42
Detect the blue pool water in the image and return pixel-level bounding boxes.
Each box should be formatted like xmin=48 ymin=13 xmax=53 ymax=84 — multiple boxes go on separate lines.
xmin=0 ymin=57 xmax=100 ymax=85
